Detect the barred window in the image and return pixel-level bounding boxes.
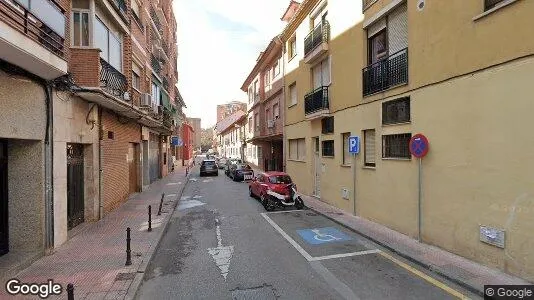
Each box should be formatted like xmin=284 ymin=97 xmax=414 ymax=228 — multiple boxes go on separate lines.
xmin=322 ymin=140 xmax=334 ymax=157
xmin=382 ymin=133 xmax=411 ymax=159
xmin=382 ymin=97 xmax=410 ymax=125
xmin=364 ymin=129 xmax=376 ymax=166
xmin=342 ymin=133 xmax=351 ymax=165
xmin=321 ymin=117 xmax=334 ymax=134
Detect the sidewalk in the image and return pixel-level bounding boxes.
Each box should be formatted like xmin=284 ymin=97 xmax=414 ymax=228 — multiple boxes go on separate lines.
xmin=1 ymin=162 xmax=193 ymax=300
xmin=300 ymin=194 xmax=531 ymax=296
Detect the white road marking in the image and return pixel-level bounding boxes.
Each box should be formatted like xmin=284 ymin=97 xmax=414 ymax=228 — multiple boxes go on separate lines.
xmin=202 ymin=179 xmax=213 ymax=183
xmin=207 ymin=219 xmax=234 ymax=280
xmin=192 ymin=195 xmax=203 ymax=199
xmin=166 ymin=182 xmax=179 ymax=185
xmin=263 ymin=210 xmax=301 ymax=214
xmin=177 ymin=200 xmax=206 ymax=210
xmin=309 ymin=249 xmax=381 ymax=261
xmin=180 ymin=196 xmax=191 ymax=201
xmin=166 ymin=193 xmax=177 ymax=197
xmin=260 ymin=213 xmax=313 ymax=261
xmin=309 ymin=261 xmax=360 ymax=300
xmin=189 ymin=178 xmax=198 ymax=182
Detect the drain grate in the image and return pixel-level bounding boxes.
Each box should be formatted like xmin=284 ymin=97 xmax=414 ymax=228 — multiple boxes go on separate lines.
xmin=115 ymin=272 xmax=136 ymax=281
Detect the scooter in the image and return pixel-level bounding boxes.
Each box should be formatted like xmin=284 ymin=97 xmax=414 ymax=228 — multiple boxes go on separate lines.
xmin=264 ymin=183 xmax=305 ymax=211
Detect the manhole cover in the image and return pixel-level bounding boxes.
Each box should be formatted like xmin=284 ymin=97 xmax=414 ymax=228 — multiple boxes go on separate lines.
xmin=231 ymin=285 xmax=276 ymax=300
xmin=115 ymin=272 xmax=136 ymax=281
xmin=306 ymin=212 xmax=317 ymax=216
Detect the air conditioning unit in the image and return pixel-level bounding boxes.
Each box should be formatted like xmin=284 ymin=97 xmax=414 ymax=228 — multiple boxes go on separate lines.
xmin=140 ymin=93 xmax=151 ymax=107
xmin=267 ymin=120 xmax=275 ymax=128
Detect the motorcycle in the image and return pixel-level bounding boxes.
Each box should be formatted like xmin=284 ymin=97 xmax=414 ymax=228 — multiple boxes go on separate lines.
xmin=263 ymin=183 xmax=304 ymax=211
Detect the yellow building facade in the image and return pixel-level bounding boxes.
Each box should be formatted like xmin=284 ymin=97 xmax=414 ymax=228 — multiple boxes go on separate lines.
xmin=282 ymin=0 xmax=534 ymax=281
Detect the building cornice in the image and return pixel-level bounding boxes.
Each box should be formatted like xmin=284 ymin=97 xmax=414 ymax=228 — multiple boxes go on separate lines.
xmin=280 ymin=0 xmax=320 ymax=42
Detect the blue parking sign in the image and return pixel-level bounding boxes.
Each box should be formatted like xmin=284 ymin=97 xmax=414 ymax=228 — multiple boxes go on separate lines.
xmin=297 ymin=227 xmax=353 ymax=245
xmin=348 ymin=136 xmax=360 ymax=154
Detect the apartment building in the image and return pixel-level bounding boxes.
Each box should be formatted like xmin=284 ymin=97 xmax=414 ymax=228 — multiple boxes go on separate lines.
xmin=241 ymin=36 xmax=285 ymax=172
xmin=187 ymin=117 xmax=202 ymax=150
xmin=278 ymin=0 xmax=534 ymax=281
xmin=216 ymin=101 xmax=247 ymax=123
xmin=0 ymin=0 xmax=184 ymax=276
xmin=215 ymin=111 xmax=246 ymax=160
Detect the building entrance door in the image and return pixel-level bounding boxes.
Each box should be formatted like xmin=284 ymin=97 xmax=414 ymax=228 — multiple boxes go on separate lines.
xmin=128 ymin=143 xmax=139 ymax=193
xmin=0 ymin=140 xmax=8 ymax=255
xmin=313 ymin=137 xmax=321 ymax=197
xmin=67 ymin=144 xmax=84 ymax=230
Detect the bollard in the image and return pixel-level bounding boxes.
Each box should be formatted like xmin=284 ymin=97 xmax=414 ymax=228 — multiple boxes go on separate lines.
xmin=67 ymin=283 xmax=74 ymax=300
xmin=125 ymin=227 xmax=132 ymax=266
xmin=186 ymin=166 xmax=189 ymax=176
xmin=158 ymin=193 xmax=164 ymax=215
xmin=148 ymin=205 xmax=152 ymax=232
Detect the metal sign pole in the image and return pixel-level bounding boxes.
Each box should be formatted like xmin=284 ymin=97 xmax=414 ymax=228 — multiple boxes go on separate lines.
xmin=353 ymin=153 xmax=357 ymax=216
xmin=418 ymin=157 xmax=422 ymax=242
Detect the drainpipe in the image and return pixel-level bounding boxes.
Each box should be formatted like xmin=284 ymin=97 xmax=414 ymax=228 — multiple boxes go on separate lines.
xmin=43 ymin=82 xmax=54 ymax=254
xmin=98 ymin=106 xmax=103 ymax=219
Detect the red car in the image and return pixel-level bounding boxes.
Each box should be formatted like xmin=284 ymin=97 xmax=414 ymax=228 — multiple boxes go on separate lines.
xmin=248 ymin=171 xmax=304 ymax=211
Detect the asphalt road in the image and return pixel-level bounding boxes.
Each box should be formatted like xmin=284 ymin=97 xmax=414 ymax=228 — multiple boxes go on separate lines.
xmin=136 ymin=166 xmax=480 ymax=300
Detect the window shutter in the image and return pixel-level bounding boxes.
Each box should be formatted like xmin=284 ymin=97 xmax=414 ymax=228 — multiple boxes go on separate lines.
xmin=297 ymin=138 xmax=306 ymax=160
xmin=289 ymin=140 xmax=298 ymax=159
xmin=388 ymin=4 xmax=408 ymax=55
xmin=367 ymin=18 xmax=386 ymax=38
xmin=365 ymin=130 xmax=376 ymax=165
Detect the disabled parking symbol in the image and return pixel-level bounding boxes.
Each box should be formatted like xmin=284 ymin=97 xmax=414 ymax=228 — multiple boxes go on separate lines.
xmin=296 ymin=227 xmax=353 ymax=245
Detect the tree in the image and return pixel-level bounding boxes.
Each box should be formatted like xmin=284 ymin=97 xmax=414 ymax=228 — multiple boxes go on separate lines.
xmin=200 ymin=126 xmax=215 ymax=152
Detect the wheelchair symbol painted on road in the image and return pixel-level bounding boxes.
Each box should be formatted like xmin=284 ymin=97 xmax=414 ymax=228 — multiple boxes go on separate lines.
xmin=297 ymin=227 xmax=353 ymax=245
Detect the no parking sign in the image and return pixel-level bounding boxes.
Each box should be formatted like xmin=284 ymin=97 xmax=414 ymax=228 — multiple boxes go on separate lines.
xmin=409 ymin=134 xmax=429 ymax=158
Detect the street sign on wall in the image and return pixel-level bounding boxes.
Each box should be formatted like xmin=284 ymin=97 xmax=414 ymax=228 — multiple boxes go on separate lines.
xmin=409 ymin=134 xmax=429 ymax=158
xmin=348 ymin=136 xmax=360 ymax=154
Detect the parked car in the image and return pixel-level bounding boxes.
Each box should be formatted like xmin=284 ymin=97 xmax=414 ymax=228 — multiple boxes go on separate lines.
xmin=229 ymin=163 xmax=254 ymax=181
xmin=224 ymin=158 xmax=243 ymax=175
xmin=249 ymin=172 xmax=304 ymax=211
xmin=200 ymin=159 xmax=218 ymax=176
xmin=217 ymin=158 xmax=227 ymax=169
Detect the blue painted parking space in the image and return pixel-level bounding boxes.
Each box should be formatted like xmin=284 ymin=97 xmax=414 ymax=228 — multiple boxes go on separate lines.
xmin=296 ymin=227 xmax=353 ymax=245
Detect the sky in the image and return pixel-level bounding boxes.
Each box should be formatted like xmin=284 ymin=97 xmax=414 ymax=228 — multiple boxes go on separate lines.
xmin=172 ymin=0 xmax=290 ymax=129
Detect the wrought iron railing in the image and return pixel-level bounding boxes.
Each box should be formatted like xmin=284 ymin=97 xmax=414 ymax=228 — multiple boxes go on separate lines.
xmin=100 ymin=58 xmax=127 ymax=97
xmin=162 ymin=109 xmax=173 ymax=129
xmin=362 ymin=0 xmax=377 ymax=11
xmin=150 ymin=7 xmax=163 ymax=36
xmin=151 ymin=54 xmax=161 ymax=75
xmin=162 ymin=40 xmax=169 ymax=57
xmin=362 ymin=48 xmax=408 ymax=96
xmin=304 ymin=86 xmax=329 ymax=115
xmin=304 ymin=20 xmax=330 ymax=56
xmin=484 ymin=0 xmax=504 ymax=10
xmin=0 ymin=0 xmax=65 ymax=57
xmin=111 ymin=0 xmax=127 ymax=20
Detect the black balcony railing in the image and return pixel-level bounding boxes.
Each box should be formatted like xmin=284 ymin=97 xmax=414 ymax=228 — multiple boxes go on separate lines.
xmin=162 ymin=40 xmax=169 ymax=56
xmin=484 ymin=0 xmax=505 ymax=10
xmin=363 ymin=48 xmax=408 ymax=96
xmin=304 ymin=86 xmax=329 ymax=115
xmin=100 ymin=58 xmax=127 ymax=97
xmin=362 ymin=0 xmax=376 ymax=11
xmin=162 ymin=109 xmax=173 ymax=128
xmin=151 ymin=54 xmax=161 ymax=75
xmin=304 ymin=20 xmax=330 ymax=56
xmin=0 ymin=0 xmax=65 ymax=57
xmin=150 ymin=7 xmax=163 ymax=36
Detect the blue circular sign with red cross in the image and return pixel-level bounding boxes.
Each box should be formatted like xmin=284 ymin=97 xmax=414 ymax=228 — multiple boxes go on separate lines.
xmin=409 ymin=134 xmax=429 ymax=158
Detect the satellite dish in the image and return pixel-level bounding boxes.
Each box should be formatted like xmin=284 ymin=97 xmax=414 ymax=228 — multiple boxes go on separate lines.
xmin=417 ymin=0 xmax=425 ymax=11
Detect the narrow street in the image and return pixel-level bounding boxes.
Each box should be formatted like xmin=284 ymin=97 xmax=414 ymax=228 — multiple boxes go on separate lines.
xmin=137 ymin=166 xmax=480 ymax=300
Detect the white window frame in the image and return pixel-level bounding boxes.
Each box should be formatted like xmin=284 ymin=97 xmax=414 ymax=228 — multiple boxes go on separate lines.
xmin=288 ymin=83 xmax=297 ymax=107
xmin=71 ymin=9 xmax=90 ymax=47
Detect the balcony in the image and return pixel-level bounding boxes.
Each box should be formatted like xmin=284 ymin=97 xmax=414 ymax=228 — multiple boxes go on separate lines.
xmin=304 ymin=20 xmax=330 ymax=64
xmin=99 ymin=58 xmax=127 ymax=97
xmin=0 ymin=0 xmax=67 ymax=79
xmin=109 ymin=0 xmax=127 ymax=23
xmin=151 ymin=54 xmax=162 ymax=76
xmin=362 ymin=0 xmax=377 ymax=11
xmin=304 ymin=86 xmax=329 ymax=119
xmin=363 ymin=48 xmax=408 ymax=96
xmin=162 ymin=76 xmax=169 ymax=91
xmin=150 ymin=7 xmax=163 ymax=37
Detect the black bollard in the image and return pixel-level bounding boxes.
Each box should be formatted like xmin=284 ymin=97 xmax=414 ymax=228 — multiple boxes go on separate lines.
xmin=158 ymin=193 xmax=164 ymax=215
xmin=148 ymin=205 xmax=152 ymax=232
xmin=67 ymin=283 xmax=74 ymax=300
xmin=126 ymin=227 xmax=132 ymax=266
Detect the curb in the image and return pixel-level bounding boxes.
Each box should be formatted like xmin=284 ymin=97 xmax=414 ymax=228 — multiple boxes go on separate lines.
xmin=124 ymin=167 xmax=193 ymax=300
xmin=306 ymin=204 xmax=484 ymax=297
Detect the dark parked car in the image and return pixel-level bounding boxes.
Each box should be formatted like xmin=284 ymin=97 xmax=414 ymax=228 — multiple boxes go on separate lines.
xmin=200 ymin=159 xmax=218 ymax=176
xmin=217 ymin=158 xmax=228 ymax=169
xmin=229 ymin=163 xmax=254 ymax=182
xmin=224 ymin=158 xmax=242 ymax=175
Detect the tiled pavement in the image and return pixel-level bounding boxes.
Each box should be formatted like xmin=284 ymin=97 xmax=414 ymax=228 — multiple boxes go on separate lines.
xmin=1 ymin=162 xmax=194 ymax=300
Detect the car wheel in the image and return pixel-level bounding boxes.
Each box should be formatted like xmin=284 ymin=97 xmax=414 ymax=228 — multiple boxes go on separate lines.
xmin=264 ymin=197 xmax=275 ymax=212
xmin=260 ymin=194 xmax=266 ymax=206
xmin=249 ymin=187 xmax=254 ymax=197
xmin=295 ymin=197 xmax=304 ymax=210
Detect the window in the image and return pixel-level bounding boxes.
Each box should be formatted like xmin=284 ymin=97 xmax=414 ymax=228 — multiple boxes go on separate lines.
xmin=131 ymin=0 xmax=140 ymax=20
xmin=321 ymin=116 xmax=334 ymax=134
xmin=257 ymin=146 xmax=262 ymax=160
xmin=72 ymin=10 xmax=89 ymax=47
xmin=368 ymin=29 xmax=387 ymax=64
xmin=266 ymin=108 xmax=271 ymax=123
xmin=248 ymin=117 xmax=252 ymax=133
xmin=364 ymin=129 xmax=376 ymax=167
xmin=382 ymin=133 xmax=411 ymax=159
xmin=289 ymin=83 xmax=297 ymax=106
xmin=312 ymin=57 xmax=330 ymax=89
xmin=289 ymin=138 xmax=306 ymax=160
xmin=268 ymin=175 xmax=292 ymax=184
xmin=273 ymin=103 xmax=279 ymax=119
xmin=151 ymin=81 xmax=160 ymax=106
xmin=248 ymin=87 xmax=253 ymax=103
xmin=273 ymin=60 xmax=280 ymax=78
xmin=95 ymin=17 xmax=122 ymax=71
xmin=342 ymin=133 xmax=351 ymax=165
xmin=253 ymin=80 xmax=258 ymax=101
xmin=264 ymin=72 xmax=270 ymax=88
xmin=254 ymin=113 xmax=259 ymax=131
xmin=383 ymin=97 xmax=410 ymax=125
xmin=288 ymin=35 xmax=297 ymax=58
xmin=132 ymin=72 xmax=140 ymax=90
xmin=485 ymin=0 xmax=505 ymax=10
xmin=322 ymin=140 xmax=334 ymax=157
